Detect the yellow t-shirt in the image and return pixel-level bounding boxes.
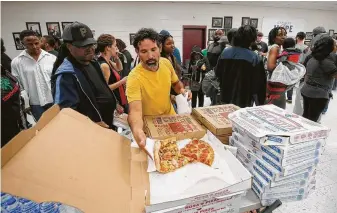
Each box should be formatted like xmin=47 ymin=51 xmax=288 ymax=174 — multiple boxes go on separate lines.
xmin=126 ymin=57 xmax=179 ymax=116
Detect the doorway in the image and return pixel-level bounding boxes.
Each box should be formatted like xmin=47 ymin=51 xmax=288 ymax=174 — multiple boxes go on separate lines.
xmin=182 ymin=25 xmax=207 ymax=66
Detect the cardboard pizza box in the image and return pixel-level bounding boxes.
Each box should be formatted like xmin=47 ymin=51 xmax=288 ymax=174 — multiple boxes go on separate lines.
xmin=192 ymin=104 xmax=240 ymax=136
xmin=1 ymin=105 xmax=147 ymax=213
xmin=143 ymin=114 xmax=206 ymax=141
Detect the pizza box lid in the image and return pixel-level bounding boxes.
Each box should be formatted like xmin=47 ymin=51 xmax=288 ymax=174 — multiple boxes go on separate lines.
xmin=192 ymin=104 xmax=240 ymax=136
xmin=143 ymin=114 xmax=207 ymax=141
xmin=1 ymin=105 xmax=148 ymax=213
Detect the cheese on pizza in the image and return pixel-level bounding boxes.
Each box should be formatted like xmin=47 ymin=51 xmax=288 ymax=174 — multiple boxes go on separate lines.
xmin=180 ymin=139 xmax=215 ymax=166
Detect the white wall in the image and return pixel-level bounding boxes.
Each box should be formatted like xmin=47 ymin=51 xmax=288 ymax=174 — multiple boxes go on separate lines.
xmin=1 ymin=1 xmax=336 ymax=59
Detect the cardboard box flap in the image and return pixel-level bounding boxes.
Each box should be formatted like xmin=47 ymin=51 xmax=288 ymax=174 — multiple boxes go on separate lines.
xmin=1 ymin=107 xmax=145 ymax=213
xmin=192 ymin=105 xmax=240 ymax=135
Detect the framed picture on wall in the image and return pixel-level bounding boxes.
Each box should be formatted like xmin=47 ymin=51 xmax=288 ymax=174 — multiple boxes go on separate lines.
xmin=26 ymin=22 xmax=42 ymax=36
xmin=46 ymin=22 xmax=62 ymax=38
xmin=129 ymin=33 xmax=136 ymax=45
xmin=241 ymin=17 xmax=250 ymax=26
xmin=250 ymin=18 xmax=258 ymax=29
xmin=305 ymin=32 xmax=313 ymax=40
xmin=334 ymin=33 xmax=337 ymax=39
xmin=329 ymin=29 xmax=334 ymax=36
xmin=12 ymin=32 xmax=25 ymax=50
xmin=304 ymin=40 xmax=311 ymax=46
xmin=208 ymin=29 xmax=217 ymax=41
xmin=212 ymin=17 xmax=223 ymax=28
xmin=223 ymin=16 xmax=233 ymax=29
xmin=61 ymin=22 xmax=73 ymax=30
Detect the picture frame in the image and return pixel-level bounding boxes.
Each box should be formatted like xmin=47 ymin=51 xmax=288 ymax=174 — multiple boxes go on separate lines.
xmin=129 ymin=33 xmax=136 ymax=45
xmin=12 ymin=32 xmax=25 ymax=50
xmin=329 ymin=29 xmax=334 ymax=36
xmin=223 ymin=16 xmax=233 ymax=29
xmin=46 ymin=22 xmax=62 ymax=38
xmin=250 ymin=18 xmax=258 ymax=29
xmin=241 ymin=17 xmax=250 ymax=26
xmin=208 ymin=29 xmax=217 ymax=41
xmin=334 ymin=33 xmax=337 ymax=39
xmin=304 ymin=40 xmax=311 ymax=46
xmin=61 ymin=22 xmax=73 ymax=30
xmin=26 ymin=22 xmax=42 ymax=36
xmin=212 ymin=17 xmax=223 ymax=28
xmin=305 ymin=32 xmax=313 ymax=40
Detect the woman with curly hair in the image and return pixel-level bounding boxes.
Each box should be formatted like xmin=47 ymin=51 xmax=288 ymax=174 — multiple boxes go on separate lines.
xmin=96 ymin=34 xmax=128 ymax=114
xmin=301 ymin=36 xmax=337 ymax=122
xmin=265 ymin=27 xmax=287 ymax=108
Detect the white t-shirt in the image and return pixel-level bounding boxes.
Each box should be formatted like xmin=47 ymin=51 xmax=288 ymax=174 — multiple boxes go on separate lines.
xmin=11 ymin=50 xmax=56 ymax=106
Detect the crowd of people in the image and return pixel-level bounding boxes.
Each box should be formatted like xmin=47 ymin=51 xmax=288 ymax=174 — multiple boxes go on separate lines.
xmin=1 ymin=21 xmax=337 ymax=148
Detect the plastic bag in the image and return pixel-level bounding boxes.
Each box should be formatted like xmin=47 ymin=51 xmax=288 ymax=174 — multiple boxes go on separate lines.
xmin=175 ymin=92 xmax=192 ymax=114
xmin=269 ymin=61 xmax=306 ymax=87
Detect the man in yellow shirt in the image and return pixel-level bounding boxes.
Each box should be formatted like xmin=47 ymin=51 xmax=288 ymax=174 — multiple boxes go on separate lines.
xmin=126 ymin=28 xmax=191 ymax=149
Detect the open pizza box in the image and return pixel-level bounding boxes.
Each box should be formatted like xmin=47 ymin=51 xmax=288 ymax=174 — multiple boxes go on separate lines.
xmin=192 ymin=104 xmax=240 ymax=145
xmin=143 ymin=114 xmax=207 ymax=141
xmin=1 ymin=105 xmax=146 ymax=213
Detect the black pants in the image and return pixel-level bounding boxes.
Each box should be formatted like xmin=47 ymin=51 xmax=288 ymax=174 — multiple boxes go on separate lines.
xmin=302 ymin=94 xmax=328 ymax=122
xmin=192 ymin=89 xmax=204 ymax=108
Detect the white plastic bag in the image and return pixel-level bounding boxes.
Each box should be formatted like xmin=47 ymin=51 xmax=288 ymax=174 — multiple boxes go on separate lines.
xmin=269 ymin=62 xmax=306 ymax=86
xmin=293 ymin=82 xmax=304 ymax=115
xmin=175 ymin=92 xmax=192 ymax=114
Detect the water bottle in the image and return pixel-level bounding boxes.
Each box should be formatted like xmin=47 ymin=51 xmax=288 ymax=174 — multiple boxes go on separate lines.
xmin=2 ymin=194 xmax=21 ymax=213
xmin=39 ymin=202 xmax=60 ymax=213
xmin=58 ymin=204 xmax=83 ymax=213
xmin=18 ymin=197 xmax=40 ymax=212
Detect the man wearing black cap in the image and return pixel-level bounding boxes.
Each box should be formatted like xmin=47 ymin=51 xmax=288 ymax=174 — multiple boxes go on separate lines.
xmin=52 ymin=22 xmax=117 ymax=128
xmin=256 ymin=32 xmax=268 ymax=56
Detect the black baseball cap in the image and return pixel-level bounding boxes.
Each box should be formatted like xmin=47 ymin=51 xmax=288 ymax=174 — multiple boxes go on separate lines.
xmin=62 ymin=22 xmax=96 ymax=47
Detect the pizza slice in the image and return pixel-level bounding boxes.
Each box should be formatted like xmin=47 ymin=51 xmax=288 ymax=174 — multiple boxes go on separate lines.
xmin=180 ymin=139 xmax=215 ymax=166
xmin=154 ymin=137 xmax=194 ymax=173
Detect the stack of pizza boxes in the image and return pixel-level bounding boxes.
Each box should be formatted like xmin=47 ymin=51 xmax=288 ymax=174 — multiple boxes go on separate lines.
xmin=192 ymin=104 xmax=240 ymax=145
xmin=227 ymin=105 xmax=330 ymax=206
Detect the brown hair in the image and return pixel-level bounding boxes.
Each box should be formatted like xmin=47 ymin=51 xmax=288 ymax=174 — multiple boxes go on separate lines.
xmin=97 ymin=34 xmax=116 ymax=53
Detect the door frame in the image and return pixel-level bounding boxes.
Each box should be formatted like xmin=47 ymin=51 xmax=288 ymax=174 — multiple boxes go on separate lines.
xmin=182 ymin=25 xmax=207 ymax=65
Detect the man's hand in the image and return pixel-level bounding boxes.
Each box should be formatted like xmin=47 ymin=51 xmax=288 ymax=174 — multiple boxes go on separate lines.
xmin=180 ymin=88 xmax=192 ymax=101
xmin=134 ymin=128 xmax=147 ymax=149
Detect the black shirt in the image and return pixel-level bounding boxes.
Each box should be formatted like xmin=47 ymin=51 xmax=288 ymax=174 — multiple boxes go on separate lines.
xmin=256 ymin=41 xmax=268 ymax=53
xmin=82 ymin=63 xmax=116 ymax=126
xmin=48 ymin=50 xmax=58 ymax=57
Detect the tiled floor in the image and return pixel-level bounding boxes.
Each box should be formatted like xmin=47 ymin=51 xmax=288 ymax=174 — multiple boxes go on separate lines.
xmin=203 ymin=90 xmax=337 ymax=213
xmin=276 ymin=90 xmax=337 ymax=213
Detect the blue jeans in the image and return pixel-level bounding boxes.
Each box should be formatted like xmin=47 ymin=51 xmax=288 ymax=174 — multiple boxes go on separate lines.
xmin=31 ymin=103 xmax=53 ymax=121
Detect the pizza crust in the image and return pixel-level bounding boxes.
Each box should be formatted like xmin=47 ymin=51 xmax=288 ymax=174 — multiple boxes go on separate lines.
xmin=154 ymin=141 xmax=162 ymax=172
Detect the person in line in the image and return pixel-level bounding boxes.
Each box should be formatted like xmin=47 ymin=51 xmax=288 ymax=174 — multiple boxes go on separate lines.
xmin=225 ymin=28 xmax=238 ymax=49
xmin=256 ymin=32 xmax=268 ymax=56
xmin=52 ymin=35 xmax=62 ymax=51
xmin=41 ymin=35 xmax=58 ymax=56
xmin=52 ymin=22 xmax=117 ymax=128
xmin=159 ymin=30 xmax=183 ymax=110
xmin=301 ymin=35 xmax=337 ymax=122
xmin=159 ymin=30 xmax=182 ymax=65
xmin=1 ymin=64 xmax=29 ymax=147
xmin=96 ymin=34 xmax=128 ymax=114
xmin=215 ymin=25 xmax=266 ymax=108
xmin=116 ymin=38 xmax=133 ymax=78
xmin=188 ymin=45 xmax=210 ymax=108
xmin=207 ymin=29 xmax=225 ymax=69
xmin=11 ymin=30 xmax=56 ymax=121
xmin=1 ymin=39 xmax=12 ymax=72
xmin=127 ymin=28 xmax=191 ymax=149
xmin=265 ymin=27 xmax=287 ymax=109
